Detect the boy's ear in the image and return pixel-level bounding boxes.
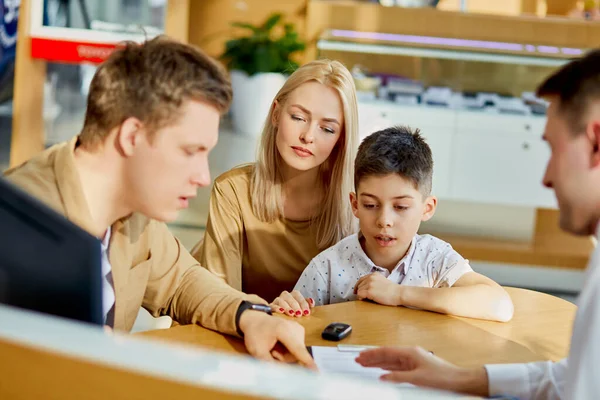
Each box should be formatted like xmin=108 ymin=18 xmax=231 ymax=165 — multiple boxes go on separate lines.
xmin=117 ymin=117 xmax=145 ymax=157
xmin=350 ymin=192 xmax=359 ymax=218
xmin=421 ymin=195 xmax=437 ymax=222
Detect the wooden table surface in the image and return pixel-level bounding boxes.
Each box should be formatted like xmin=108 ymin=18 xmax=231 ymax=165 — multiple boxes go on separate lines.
xmin=140 ymin=287 xmax=576 ymax=368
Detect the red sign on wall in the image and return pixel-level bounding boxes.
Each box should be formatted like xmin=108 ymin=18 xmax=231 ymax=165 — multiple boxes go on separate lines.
xmin=30 ymin=37 xmax=120 ymax=64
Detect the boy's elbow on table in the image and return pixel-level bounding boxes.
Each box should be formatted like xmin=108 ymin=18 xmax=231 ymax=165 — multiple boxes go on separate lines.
xmin=493 ymin=290 xmax=515 ymax=322
xmin=440 ymin=283 xmax=515 ymax=322
xmin=480 ymin=281 xmax=514 ymax=322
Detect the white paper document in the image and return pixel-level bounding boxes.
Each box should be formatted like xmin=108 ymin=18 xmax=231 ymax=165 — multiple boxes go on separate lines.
xmin=311 ymin=345 xmax=414 ymax=384
xmin=309 ymin=346 xmax=476 ymax=398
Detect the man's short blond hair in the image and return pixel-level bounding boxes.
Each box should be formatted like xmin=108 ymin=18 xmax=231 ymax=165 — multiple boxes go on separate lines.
xmin=79 ymin=36 xmax=232 ymax=148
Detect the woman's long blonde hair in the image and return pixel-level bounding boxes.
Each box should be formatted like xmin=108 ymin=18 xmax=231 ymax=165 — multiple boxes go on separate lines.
xmin=251 ymin=59 xmax=359 ymax=249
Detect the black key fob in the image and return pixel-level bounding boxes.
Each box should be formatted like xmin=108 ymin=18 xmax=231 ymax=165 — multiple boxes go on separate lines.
xmin=321 ymin=322 xmax=352 ymax=341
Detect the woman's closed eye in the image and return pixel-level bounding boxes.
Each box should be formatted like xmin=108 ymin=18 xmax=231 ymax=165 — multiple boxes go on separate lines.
xmin=291 ymin=114 xmax=305 ymax=122
xmin=321 ymin=126 xmax=335 ymax=134
xmin=362 ymin=203 xmax=377 ymax=209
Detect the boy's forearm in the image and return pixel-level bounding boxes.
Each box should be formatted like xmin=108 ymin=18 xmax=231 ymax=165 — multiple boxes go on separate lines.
xmin=395 ymin=285 xmax=447 ymax=313
xmin=395 ymin=285 xmax=514 ymax=322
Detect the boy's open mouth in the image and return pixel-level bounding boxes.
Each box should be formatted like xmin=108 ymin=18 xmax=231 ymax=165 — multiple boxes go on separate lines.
xmin=375 ymin=234 xmax=397 ymax=246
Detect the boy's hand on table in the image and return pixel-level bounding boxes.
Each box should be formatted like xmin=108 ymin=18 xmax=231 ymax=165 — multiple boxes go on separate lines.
xmin=271 ymin=290 xmax=314 ymax=317
xmin=355 ymin=273 xmax=403 ymax=306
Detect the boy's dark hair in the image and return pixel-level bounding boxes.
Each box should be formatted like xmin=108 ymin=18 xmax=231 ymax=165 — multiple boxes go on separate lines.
xmin=537 ymin=49 xmax=600 ymax=133
xmin=79 ymin=35 xmax=232 ymax=149
xmin=355 ymin=126 xmax=433 ymax=196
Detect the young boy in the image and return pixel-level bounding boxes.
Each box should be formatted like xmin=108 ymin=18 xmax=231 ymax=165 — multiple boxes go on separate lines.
xmin=271 ymin=126 xmax=514 ymax=322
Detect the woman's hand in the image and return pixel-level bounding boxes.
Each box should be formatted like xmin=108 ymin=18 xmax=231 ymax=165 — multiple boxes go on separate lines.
xmin=271 ymin=290 xmax=314 ymax=317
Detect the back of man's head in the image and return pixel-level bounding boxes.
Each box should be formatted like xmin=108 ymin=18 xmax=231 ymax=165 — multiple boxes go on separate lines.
xmin=537 ymin=49 xmax=600 ymax=132
xmin=79 ymin=36 xmax=232 ymax=149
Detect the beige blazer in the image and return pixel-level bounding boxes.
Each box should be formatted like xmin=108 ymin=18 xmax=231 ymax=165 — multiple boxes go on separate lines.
xmin=4 ymin=137 xmax=265 ymax=334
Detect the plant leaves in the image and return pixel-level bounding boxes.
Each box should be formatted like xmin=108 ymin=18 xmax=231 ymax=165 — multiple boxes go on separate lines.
xmin=223 ymin=12 xmax=305 ymax=76
xmin=231 ymin=22 xmax=259 ymax=32
xmin=261 ymin=13 xmax=282 ymax=32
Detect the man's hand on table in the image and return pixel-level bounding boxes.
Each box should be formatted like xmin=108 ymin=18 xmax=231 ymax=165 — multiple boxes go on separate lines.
xmin=356 ymin=346 xmax=489 ymax=396
xmin=238 ymin=310 xmax=316 ymax=369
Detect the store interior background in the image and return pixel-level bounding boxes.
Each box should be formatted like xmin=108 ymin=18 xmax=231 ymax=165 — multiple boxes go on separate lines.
xmin=3 ymin=0 xmax=597 ymax=303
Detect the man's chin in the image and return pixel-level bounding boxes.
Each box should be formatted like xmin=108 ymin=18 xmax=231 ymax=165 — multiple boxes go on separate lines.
xmin=559 ymin=214 xmax=597 ymax=237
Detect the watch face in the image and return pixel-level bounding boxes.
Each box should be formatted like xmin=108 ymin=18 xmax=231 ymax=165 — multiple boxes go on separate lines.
xmin=252 ymin=304 xmax=273 ymax=315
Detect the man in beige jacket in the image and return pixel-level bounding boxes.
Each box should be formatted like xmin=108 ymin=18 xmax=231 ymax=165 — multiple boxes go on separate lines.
xmin=4 ymin=36 xmax=314 ymax=367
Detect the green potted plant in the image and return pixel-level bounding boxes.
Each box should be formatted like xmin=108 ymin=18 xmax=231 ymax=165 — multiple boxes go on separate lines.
xmin=221 ymin=13 xmax=305 ymax=136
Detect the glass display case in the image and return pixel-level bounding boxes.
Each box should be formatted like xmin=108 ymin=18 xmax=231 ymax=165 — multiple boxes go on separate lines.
xmin=1 ymin=1 xmax=169 ymax=171
xmin=318 ymin=27 xmax=577 ymax=108
xmin=40 ymin=0 xmax=167 ymax=147
xmin=316 ymin=28 xmax=581 ymax=209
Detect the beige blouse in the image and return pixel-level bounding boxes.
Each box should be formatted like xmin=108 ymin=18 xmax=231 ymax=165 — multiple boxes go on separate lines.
xmin=193 ymin=165 xmax=325 ymax=302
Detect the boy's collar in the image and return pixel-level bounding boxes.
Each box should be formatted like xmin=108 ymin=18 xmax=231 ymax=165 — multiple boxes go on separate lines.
xmin=354 ymin=232 xmax=417 ymax=275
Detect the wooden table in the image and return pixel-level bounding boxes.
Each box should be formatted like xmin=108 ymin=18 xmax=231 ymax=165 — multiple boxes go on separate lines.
xmin=141 ymin=287 xmax=576 ymax=367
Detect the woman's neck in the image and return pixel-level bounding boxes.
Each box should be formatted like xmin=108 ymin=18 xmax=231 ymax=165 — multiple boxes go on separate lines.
xmin=282 ymin=165 xmax=320 ymax=195
xmin=280 ymin=164 xmax=322 ymax=221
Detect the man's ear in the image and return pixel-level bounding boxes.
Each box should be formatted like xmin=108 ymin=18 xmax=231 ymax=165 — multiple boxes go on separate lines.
xmin=116 ymin=117 xmax=144 ymax=157
xmin=421 ymin=195 xmax=437 ymax=222
xmin=587 ymin=120 xmax=600 ymax=168
xmin=350 ymin=192 xmax=359 ymax=218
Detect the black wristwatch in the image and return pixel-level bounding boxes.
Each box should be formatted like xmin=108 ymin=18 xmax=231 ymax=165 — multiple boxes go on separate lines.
xmin=235 ymin=301 xmax=273 ymax=336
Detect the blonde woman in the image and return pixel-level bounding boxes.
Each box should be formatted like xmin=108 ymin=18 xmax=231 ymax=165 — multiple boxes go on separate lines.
xmin=192 ymin=59 xmax=359 ymax=304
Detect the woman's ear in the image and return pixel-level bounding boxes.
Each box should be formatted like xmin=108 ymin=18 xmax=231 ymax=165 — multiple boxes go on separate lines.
xmin=421 ymin=195 xmax=437 ymax=222
xmin=271 ymin=100 xmax=280 ymax=127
